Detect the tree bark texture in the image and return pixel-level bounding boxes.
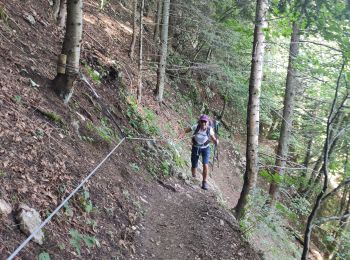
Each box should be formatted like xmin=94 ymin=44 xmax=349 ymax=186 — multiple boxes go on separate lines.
xmin=57 ymin=0 xmax=67 ymax=27
xmin=153 ymin=0 xmax=162 ymax=43
xmin=129 ymin=0 xmax=138 ymax=60
xmin=269 ymin=22 xmax=300 ymax=202
xmin=137 ymin=0 xmax=145 ymax=103
xmin=234 ymin=0 xmax=268 ymax=220
xmin=156 ymin=0 xmax=170 ymax=103
xmin=53 ymin=0 xmax=67 ymax=27
xmin=52 ymin=0 xmax=83 ymax=104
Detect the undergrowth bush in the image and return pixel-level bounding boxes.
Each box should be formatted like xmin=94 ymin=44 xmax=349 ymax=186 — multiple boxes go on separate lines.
xmin=240 ymin=189 xmax=302 ymax=259
xmin=125 ymin=96 xmax=160 ymax=136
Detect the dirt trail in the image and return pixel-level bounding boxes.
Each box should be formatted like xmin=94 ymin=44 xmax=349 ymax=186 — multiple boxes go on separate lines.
xmin=134 ymin=141 xmax=260 ymax=259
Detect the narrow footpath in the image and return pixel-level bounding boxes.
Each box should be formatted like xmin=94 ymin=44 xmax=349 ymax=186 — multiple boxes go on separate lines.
xmin=134 ymin=141 xmax=261 ymax=259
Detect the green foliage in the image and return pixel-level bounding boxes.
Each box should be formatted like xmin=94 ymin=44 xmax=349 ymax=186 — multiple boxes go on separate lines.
xmin=129 ymin=163 xmax=140 ymax=172
xmin=35 ymin=128 xmax=45 ymax=138
xmin=45 ymin=111 xmax=63 ymax=124
xmin=100 ymin=0 xmax=110 ymax=10
xmin=63 ymin=202 xmax=73 ymax=217
xmin=58 ymin=243 xmax=65 ymax=250
xmin=38 ymin=252 xmax=51 ymax=260
xmin=126 ymin=96 xmax=160 ymax=136
xmin=173 ymin=152 xmax=186 ymax=168
xmin=146 ymin=163 xmax=158 ymax=178
xmin=69 ymin=229 xmax=100 ymax=256
xmin=83 ymin=63 xmax=103 ymax=84
xmin=239 ymin=189 xmax=302 ymax=259
xmin=79 ymin=188 xmax=93 ymax=213
xmin=86 ymin=118 xmax=119 ymax=144
xmin=0 ymin=5 xmax=8 ymax=22
xmin=80 ymin=135 xmax=94 ymax=142
xmin=0 ymin=170 xmax=6 ymax=178
xmin=13 ymin=95 xmax=22 ymax=103
xmin=160 ymin=161 xmax=171 ymax=176
xmin=86 ymin=218 xmax=97 ymax=231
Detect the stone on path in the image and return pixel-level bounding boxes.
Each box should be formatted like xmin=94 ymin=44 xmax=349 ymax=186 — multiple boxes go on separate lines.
xmin=17 ymin=204 xmax=45 ymax=245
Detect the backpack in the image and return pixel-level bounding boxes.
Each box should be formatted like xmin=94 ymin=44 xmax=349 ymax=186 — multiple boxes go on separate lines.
xmin=192 ymin=119 xmax=219 ymax=146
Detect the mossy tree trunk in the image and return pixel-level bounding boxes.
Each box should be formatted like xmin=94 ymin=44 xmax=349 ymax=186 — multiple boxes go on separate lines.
xmin=52 ymin=0 xmax=83 ymax=104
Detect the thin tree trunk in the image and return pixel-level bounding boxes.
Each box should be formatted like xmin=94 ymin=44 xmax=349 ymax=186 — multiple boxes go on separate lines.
xmin=155 ymin=0 xmax=170 ymax=103
xmin=338 ymin=146 xmax=350 ymax=215
xmin=298 ymin=137 xmax=313 ymax=192
xmin=304 ymin=132 xmax=341 ymax=195
xmin=326 ymin=188 xmax=350 ymax=259
xmin=234 ymin=0 xmax=268 ymax=220
xmin=51 ymin=0 xmax=83 ymax=104
xmin=153 ymin=0 xmax=162 ymax=43
xmin=53 ymin=0 xmax=67 ymax=27
xmin=168 ymin=0 xmax=176 ymax=48
xmin=269 ymin=22 xmax=300 ymax=202
xmin=302 ymin=62 xmax=345 ymax=260
xmin=137 ymin=0 xmax=145 ymax=103
xmin=57 ymin=0 xmax=67 ymax=27
xmin=220 ymin=95 xmax=227 ymax=120
xmin=129 ymin=0 xmax=138 ymax=60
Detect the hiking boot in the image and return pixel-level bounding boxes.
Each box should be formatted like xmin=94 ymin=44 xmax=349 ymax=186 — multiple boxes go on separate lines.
xmin=201 ymin=181 xmax=208 ymax=190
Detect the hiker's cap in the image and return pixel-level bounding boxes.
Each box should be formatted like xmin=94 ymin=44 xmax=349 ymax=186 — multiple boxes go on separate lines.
xmin=199 ymin=114 xmax=209 ymax=122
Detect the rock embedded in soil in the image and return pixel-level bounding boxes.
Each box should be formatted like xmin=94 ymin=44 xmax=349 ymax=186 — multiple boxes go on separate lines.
xmin=0 ymin=199 xmax=12 ymax=216
xmin=17 ymin=204 xmax=45 ymax=245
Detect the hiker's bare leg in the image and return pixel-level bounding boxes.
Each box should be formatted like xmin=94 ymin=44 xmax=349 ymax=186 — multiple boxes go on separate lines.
xmin=202 ymin=164 xmax=208 ymax=182
xmin=191 ymin=167 xmax=196 ymax=177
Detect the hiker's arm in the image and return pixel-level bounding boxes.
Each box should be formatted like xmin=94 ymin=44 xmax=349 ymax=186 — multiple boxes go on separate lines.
xmin=179 ymin=127 xmax=192 ymax=139
xmin=211 ymin=134 xmax=219 ymax=145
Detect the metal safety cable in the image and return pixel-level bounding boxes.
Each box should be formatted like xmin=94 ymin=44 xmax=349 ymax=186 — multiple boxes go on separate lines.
xmin=7 ymin=137 xmax=126 ymax=260
xmin=7 ymin=134 xmax=190 ymax=259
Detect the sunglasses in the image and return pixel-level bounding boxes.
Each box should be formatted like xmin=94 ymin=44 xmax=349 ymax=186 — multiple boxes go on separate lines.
xmin=200 ymin=120 xmax=207 ymax=123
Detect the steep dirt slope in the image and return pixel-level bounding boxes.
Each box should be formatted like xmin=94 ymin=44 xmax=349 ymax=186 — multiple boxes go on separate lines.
xmin=0 ymin=0 xmax=261 ymax=259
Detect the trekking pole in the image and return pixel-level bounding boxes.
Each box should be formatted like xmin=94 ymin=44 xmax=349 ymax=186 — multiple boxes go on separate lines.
xmin=216 ymin=144 xmax=220 ymax=168
xmin=211 ymin=144 xmax=217 ymax=171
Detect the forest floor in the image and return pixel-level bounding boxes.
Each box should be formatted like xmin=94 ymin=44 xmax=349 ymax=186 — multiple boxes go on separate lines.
xmin=0 ymin=0 xmax=321 ymax=259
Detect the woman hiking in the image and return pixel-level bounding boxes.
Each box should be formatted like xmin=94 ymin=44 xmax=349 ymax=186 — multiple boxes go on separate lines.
xmin=180 ymin=114 xmax=219 ymax=190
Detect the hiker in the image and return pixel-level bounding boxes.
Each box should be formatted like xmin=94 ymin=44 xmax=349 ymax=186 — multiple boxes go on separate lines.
xmin=180 ymin=114 xmax=219 ymax=190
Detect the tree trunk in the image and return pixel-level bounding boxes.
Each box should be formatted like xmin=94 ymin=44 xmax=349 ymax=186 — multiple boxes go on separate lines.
xmin=137 ymin=0 xmax=145 ymax=103
xmin=129 ymin=0 xmax=138 ymax=60
xmin=234 ymin=0 xmax=268 ymax=220
xmin=51 ymin=0 xmax=83 ymax=104
xmin=155 ymin=0 xmax=170 ymax=103
xmin=298 ymin=136 xmax=313 ymax=192
xmin=153 ymin=0 xmax=162 ymax=43
xmin=168 ymin=0 xmax=176 ymax=48
xmin=304 ymin=132 xmax=342 ymax=195
xmin=269 ymin=22 xmax=300 ymax=202
xmin=53 ymin=0 xmax=66 ymax=27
